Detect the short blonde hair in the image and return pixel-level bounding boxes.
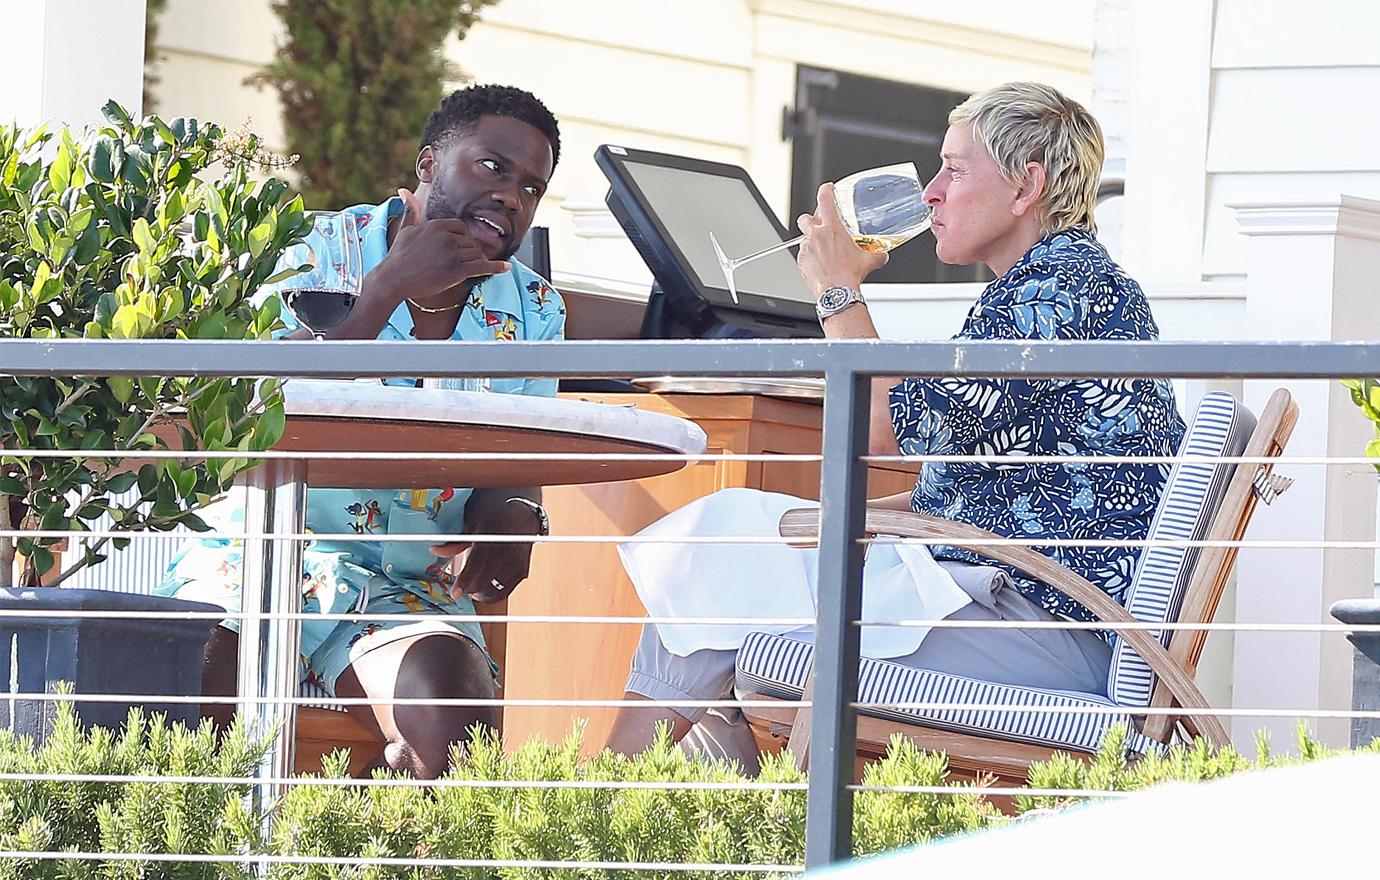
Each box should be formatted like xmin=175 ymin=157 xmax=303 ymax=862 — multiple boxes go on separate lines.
xmin=948 ymin=82 xmax=1104 ymax=235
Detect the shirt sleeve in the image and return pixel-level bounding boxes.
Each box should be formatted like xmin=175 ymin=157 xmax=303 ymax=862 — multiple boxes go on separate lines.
xmin=889 ymin=263 xmax=1088 ymax=456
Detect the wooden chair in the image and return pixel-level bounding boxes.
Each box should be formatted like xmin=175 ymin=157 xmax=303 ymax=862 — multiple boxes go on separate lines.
xmin=737 ymin=389 xmax=1298 ymax=783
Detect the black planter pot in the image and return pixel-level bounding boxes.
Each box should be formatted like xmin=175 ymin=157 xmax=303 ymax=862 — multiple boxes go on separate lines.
xmin=0 ymin=588 xmax=220 ymax=740
xmin=1330 ymin=598 xmax=1380 ymax=749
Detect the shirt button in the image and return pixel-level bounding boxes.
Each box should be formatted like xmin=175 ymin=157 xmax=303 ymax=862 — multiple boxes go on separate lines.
xmin=384 ymin=564 xmax=394 ymax=573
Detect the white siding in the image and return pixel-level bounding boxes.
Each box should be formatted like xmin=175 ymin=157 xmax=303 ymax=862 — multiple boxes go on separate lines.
xmin=1199 ymin=0 xmax=1380 ymax=276
xmin=152 ymin=0 xmax=1092 ymax=280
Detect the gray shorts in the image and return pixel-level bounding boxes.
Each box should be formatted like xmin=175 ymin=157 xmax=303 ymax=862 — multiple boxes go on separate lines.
xmin=627 ymin=561 xmax=1112 ymax=724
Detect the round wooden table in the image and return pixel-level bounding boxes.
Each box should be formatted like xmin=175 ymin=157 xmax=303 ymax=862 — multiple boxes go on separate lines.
xmin=235 ymin=380 xmax=707 ymax=788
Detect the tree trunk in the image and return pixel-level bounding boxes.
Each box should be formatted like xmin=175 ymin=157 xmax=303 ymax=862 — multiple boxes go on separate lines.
xmin=0 ymin=495 xmax=14 ymax=589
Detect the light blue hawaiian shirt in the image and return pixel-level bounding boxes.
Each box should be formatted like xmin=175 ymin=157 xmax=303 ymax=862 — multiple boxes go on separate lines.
xmin=888 ymin=228 xmax=1185 ymax=631
xmin=159 ymin=198 xmax=566 ymax=662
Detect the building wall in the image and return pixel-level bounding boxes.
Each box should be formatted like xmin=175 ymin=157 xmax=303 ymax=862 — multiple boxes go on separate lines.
xmin=1107 ymin=0 xmax=1380 ymax=748
xmin=1118 ymin=0 xmax=1380 ymax=283
xmin=151 ymin=0 xmax=1092 ymax=279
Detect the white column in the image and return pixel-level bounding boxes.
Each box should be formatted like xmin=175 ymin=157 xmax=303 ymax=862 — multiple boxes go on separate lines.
xmin=1119 ymin=0 xmax=1214 ymax=281
xmin=0 ymin=0 xmax=146 ymax=130
xmin=1230 ymin=196 xmax=1380 ymax=749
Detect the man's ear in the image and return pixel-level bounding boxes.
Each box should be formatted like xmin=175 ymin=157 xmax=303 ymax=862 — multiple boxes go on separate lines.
xmin=1012 ymin=161 xmax=1047 ymax=218
xmin=416 ymin=145 xmax=436 ymax=184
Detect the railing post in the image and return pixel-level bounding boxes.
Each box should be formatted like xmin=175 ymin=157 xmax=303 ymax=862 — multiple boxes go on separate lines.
xmin=237 ymin=458 xmax=306 ymax=828
xmin=804 ymin=367 xmax=871 ymax=869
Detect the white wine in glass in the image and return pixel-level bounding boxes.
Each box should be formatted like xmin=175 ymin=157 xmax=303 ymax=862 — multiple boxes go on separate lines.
xmin=710 ymin=162 xmax=932 ymax=303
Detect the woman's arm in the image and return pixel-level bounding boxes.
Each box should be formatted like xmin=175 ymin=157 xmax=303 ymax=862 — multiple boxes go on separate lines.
xmin=795 ymin=183 xmax=903 ymax=457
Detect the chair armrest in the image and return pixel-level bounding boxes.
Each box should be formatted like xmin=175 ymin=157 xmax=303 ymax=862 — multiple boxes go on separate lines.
xmin=867 ymin=491 xmax=915 ymax=512
xmin=778 ymin=507 xmax=1228 ymax=746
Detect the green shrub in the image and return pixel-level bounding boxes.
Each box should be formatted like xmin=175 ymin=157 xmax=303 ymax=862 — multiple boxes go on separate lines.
xmin=0 ymin=101 xmax=311 ymax=588
xmin=0 ymin=700 xmax=267 ymax=879
xmin=250 ymin=0 xmax=501 ymax=210
xmin=1 ymin=707 xmax=1375 ymax=878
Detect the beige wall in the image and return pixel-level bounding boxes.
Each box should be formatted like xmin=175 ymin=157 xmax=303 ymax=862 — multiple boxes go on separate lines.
xmin=152 ymin=0 xmax=1092 ymax=277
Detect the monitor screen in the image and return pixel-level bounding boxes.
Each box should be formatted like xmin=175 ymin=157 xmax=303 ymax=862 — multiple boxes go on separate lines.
xmin=619 ymin=162 xmax=814 ymax=306
xmin=596 ymin=145 xmax=821 ymax=336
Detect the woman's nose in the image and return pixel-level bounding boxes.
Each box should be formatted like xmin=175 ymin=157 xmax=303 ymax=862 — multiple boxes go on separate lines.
xmin=922 ymin=175 xmax=943 ymax=205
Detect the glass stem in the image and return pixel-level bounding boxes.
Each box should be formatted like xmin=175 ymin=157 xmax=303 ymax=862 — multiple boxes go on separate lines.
xmin=728 ymin=233 xmax=806 ymax=269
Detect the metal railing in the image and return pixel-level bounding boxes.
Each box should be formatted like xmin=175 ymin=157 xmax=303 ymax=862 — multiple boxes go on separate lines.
xmin=3 ymin=336 xmax=1380 ymax=875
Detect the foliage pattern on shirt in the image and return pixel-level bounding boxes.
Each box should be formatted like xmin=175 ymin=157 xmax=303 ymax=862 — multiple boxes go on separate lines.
xmin=889 ymin=228 xmax=1185 ymax=629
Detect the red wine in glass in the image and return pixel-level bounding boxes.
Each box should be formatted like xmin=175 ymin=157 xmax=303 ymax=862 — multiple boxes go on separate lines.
xmin=282 ymin=288 xmax=357 ymax=338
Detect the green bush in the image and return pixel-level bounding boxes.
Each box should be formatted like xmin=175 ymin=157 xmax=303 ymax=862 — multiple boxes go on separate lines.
xmin=1 ymin=705 xmax=1375 ymax=878
xmin=0 ymin=701 xmax=267 ymax=879
xmin=0 ymin=101 xmax=311 ymax=587
xmin=250 ymin=0 xmax=501 ymax=210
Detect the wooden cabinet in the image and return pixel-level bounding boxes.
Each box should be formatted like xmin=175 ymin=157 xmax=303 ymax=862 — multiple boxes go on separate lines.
xmin=498 ymin=392 xmax=917 ymax=753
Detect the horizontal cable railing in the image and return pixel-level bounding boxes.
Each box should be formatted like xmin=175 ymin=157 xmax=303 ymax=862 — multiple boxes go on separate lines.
xmin=2 ymin=338 xmax=1379 ymax=876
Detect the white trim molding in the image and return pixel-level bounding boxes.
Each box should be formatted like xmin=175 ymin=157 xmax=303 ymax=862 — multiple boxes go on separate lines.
xmin=1229 ymin=195 xmax=1380 ymax=243
xmin=560 ymin=198 xmax=626 ymax=240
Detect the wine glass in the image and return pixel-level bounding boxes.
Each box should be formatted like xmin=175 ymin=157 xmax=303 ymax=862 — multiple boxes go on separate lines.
xmin=279 ymin=222 xmax=361 ymax=339
xmin=709 ymin=162 xmax=932 ymax=304
xmin=280 ymin=286 xmax=358 ymax=339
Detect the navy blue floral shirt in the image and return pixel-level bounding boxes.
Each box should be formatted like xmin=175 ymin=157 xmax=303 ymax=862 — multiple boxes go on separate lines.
xmin=888 ymin=228 xmax=1185 ymax=629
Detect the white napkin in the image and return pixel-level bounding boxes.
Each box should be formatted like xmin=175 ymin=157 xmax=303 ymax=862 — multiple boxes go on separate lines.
xmin=618 ymin=488 xmax=972 ymax=659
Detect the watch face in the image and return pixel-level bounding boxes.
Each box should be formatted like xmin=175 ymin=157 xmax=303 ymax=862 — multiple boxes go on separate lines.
xmin=817 ymin=286 xmax=854 ymax=315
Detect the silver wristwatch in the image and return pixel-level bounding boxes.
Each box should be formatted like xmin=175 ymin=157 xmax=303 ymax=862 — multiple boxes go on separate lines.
xmin=815 ymin=285 xmax=866 ymax=320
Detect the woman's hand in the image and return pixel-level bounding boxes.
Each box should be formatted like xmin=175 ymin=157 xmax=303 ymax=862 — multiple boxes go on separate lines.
xmin=796 ymin=182 xmax=889 ymax=296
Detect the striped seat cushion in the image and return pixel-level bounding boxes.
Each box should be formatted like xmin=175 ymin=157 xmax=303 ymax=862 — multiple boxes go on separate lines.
xmin=300 ymin=679 xmax=344 ymax=710
xmin=736 ymin=631 xmax=1157 ymax=754
xmin=1107 ymin=391 xmax=1255 ymax=707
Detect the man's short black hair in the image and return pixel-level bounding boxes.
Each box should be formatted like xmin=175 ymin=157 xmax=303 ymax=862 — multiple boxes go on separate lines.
xmin=420 ymin=84 xmax=561 ymax=168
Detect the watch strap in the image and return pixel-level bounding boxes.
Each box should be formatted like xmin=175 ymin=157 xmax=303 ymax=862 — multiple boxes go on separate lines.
xmin=505 ymin=496 xmax=550 ymax=537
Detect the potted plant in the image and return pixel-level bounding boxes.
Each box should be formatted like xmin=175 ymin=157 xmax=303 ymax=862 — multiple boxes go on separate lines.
xmin=0 ymin=101 xmax=310 ymax=738
xmin=1333 ymin=378 xmax=1380 ymax=748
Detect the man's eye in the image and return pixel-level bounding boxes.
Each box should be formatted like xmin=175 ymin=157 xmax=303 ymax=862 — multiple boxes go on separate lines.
xmin=523 ymin=185 xmax=542 ymax=197
xmin=480 ymin=158 xmax=501 ymax=173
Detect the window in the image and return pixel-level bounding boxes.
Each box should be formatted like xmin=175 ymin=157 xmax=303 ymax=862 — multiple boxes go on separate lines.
xmin=785 ymin=66 xmax=991 ymax=284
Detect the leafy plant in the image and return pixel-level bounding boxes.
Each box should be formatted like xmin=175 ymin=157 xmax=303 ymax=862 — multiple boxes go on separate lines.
xmin=1342 ymin=379 xmax=1380 ymax=471
xmin=0 ymin=712 xmax=1374 ymax=878
xmin=0 ymin=101 xmax=312 ymax=587
xmin=249 ymin=0 xmax=500 ymax=209
xmin=0 ymin=698 xmax=267 ymax=880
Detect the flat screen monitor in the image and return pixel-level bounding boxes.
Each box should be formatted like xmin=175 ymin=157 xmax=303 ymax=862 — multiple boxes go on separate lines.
xmin=595 ymin=145 xmax=821 ymax=338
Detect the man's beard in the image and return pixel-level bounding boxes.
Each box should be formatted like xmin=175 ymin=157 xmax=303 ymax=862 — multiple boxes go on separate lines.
xmin=424 ymin=186 xmax=519 ymax=264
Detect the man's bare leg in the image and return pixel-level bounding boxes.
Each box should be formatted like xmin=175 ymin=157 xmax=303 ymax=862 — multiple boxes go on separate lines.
xmin=199 ymin=625 xmax=240 ymax=730
xmin=336 ymin=632 xmax=497 ymax=779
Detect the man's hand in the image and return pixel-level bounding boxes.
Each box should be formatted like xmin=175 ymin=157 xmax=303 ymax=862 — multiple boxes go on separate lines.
xmin=361 ymin=188 xmax=511 ymax=310
xmin=429 ymin=488 xmax=544 ymax=604
xmin=796 ymin=182 xmax=890 ymax=296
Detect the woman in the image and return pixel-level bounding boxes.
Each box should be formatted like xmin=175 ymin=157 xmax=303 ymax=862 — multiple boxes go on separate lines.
xmin=605 ymin=83 xmax=1184 ymax=767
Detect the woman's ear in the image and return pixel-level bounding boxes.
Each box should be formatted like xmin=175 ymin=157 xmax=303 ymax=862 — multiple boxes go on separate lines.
xmin=1012 ymin=161 xmax=1047 ymax=218
xmin=416 ymin=145 xmax=436 ymax=184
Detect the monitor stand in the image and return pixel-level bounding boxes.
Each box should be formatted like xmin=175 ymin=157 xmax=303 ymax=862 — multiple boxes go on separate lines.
xmin=558 ymin=284 xmax=821 ymax=394
xmin=639 ymin=284 xmax=821 ymax=340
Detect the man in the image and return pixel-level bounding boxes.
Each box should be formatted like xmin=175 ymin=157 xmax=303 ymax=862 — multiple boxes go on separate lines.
xmin=160 ymin=84 xmax=564 ymax=778
xmin=605 ymin=82 xmax=1184 ymax=764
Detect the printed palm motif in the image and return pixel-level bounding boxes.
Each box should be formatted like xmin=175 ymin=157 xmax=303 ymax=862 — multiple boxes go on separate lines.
xmin=893 ymin=228 xmax=1185 ymax=635
xmin=527 ymin=280 xmax=553 ymax=309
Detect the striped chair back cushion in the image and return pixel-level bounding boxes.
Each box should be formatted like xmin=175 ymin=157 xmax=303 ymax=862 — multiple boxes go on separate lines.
xmin=1106 ymin=390 xmax=1255 ymax=707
